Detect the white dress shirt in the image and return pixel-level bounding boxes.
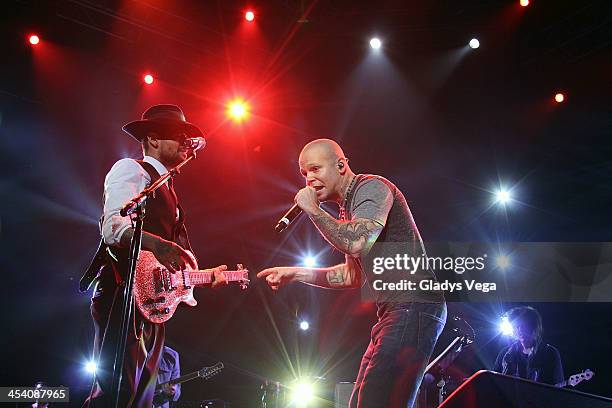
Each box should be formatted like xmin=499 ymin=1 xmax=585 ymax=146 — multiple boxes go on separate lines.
xmin=101 ymin=155 xmax=172 ymax=246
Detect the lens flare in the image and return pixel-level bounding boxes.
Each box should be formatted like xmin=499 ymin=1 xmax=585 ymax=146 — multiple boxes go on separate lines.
xmin=227 ymin=98 xmax=250 ymax=122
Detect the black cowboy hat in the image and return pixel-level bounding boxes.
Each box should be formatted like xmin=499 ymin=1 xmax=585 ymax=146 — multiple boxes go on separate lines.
xmin=122 ymin=104 xmax=204 ymax=142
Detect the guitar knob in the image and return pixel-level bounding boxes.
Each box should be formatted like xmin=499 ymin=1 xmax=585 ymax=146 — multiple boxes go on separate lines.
xmin=162 ymin=307 xmax=170 ymax=314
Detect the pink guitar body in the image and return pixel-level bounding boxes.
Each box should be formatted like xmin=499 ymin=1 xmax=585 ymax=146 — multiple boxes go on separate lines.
xmin=134 ymin=251 xmax=249 ymax=323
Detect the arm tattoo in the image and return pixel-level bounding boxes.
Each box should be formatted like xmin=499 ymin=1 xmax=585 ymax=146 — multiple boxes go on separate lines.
xmin=301 ymin=258 xmax=360 ymax=289
xmin=325 ymin=263 xmax=359 ymax=288
xmin=310 ymin=210 xmax=381 ymax=257
xmin=326 ymin=269 xmax=346 ymax=286
xmin=155 ymin=239 xmax=171 ymax=256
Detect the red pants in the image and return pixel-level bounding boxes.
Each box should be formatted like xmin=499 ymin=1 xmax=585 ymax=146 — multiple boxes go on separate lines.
xmin=83 ymin=268 xmax=164 ymax=408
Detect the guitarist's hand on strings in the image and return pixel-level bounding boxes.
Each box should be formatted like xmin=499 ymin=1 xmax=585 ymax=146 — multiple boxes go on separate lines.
xmin=152 ymin=238 xmax=197 ymax=273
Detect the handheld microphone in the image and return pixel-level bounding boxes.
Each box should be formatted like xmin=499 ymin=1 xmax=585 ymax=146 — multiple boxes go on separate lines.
xmin=275 ymin=203 xmax=303 ymax=233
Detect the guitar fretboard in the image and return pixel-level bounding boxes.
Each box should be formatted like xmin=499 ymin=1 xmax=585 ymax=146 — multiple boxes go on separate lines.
xmin=167 ymin=371 xmax=199 ymax=386
xmin=185 ymin=270 xmax=247 ymax=286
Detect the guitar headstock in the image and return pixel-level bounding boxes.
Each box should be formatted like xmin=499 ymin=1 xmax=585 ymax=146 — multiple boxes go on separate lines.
xmin=198 ymin=362 xmax=224 ymax=380
xmin=451 ymin=316 xmax=475 ymax=344
xmin=236 ymin=263 xmax=250 ymax=290
xmin=567 ymin=369 xmax=594 ymax=387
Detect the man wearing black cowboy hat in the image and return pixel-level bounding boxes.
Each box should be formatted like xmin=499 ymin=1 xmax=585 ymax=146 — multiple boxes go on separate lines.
xmin=84 ymin=104 xmax=227 ymax=407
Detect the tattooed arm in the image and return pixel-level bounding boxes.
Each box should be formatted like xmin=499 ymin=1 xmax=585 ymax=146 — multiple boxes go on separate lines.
xmin=307 ymin=207 xmax=384 ymax=258
xmin=257 ymin=255 xmax=361 ymax=290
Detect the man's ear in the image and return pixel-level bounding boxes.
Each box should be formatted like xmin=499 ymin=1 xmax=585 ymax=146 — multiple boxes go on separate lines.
xmin=337 ymin=158 xmax=348 ymax=175
xmin=146 ymin=132 xmax=161 ymax=149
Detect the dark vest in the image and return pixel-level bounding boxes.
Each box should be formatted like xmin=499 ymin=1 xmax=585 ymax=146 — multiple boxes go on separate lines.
xmin=347 ymin=174 xmax=444 ymax=307
xmin=98 ymin=160 xmax=192 ymax=288
xmin=133 ymin=160 xmax=190 ymax=249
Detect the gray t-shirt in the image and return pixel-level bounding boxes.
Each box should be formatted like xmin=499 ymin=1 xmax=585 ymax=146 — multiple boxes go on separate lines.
xmin=350 ymin=177 xmax=394 ymax=227
xmin=346 ymin=174 xmax=444 ymax=310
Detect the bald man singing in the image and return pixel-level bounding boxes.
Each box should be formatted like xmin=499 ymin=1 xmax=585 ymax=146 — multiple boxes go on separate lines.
xmin=258 ymin=139 xmax=446 ymax=408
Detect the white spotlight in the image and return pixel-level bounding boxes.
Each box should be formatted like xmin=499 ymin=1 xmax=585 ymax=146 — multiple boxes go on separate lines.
xmin=300 ymin=320 xmax=310 ymax=331
xmin=304 ymin=256 xmax=317 ymax=268
xmin=496 ymin=254 xmax=511 ymax=270
xmin=495 ymin=189 xmax=512 ymax=205
xmin=369 ymin=37 xmax=382 ymax=49
xmin=469 ymin=38 xmax=480 ymax=49
xmin=85 ymin=360 xmax=97 ymax=374
xmin=499 ymin=315 xmax=514 ymax=336
xmin=290 ymin=381 xmax=315 ymax=405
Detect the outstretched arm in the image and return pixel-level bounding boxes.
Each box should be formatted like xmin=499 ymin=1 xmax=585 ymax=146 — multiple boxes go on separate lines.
xmin=257 ymin=255 xmax=361 ymax=290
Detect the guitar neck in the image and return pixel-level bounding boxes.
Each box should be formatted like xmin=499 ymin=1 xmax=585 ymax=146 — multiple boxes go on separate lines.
xmin=161 ymin=370 xmax=199 ymax=387
xmin=185 ymin=270 xmax=246 ymax=286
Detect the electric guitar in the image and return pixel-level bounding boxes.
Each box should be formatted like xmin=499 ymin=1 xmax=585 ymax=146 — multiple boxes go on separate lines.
xmin=134 ymin=251 xmax=249 ymax=323
xmin=154 ymin=362 xmax=224 ymax=403
xmin=555 ymin=369 xmax=594 ymax=388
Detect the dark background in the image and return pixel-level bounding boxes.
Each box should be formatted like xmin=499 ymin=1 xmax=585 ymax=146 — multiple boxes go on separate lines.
xmin=1 ymin=0 xmax=611 ymax=406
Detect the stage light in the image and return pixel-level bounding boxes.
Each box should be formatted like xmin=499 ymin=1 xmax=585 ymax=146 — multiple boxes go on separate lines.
xmin=520 ymin=0 xmax=529 ymax=6
xmin=303 ymin=256 xmax=317 ymax=268
xmin=300 ymin=320 xmax=310 ymax=331
xmin=85 ymin=360 xmax=97 ymax=374
xmin=226 ymin=98 xmax=249 ymax=122
xmin=495 ymin=189 xmax=512 ymax=205
xmin=555 ymin=93 xmax=565 ymax=103
xmin=495 ymin=254 xmax=511 ymax=270
xmin=143 ymin=74 xmax=154 ymax=85
xmin=29 ymin=34 xmax=40 ymax=45
xmin=369 ymin=37 xmax=382 ymax=49
xmin=499 ymin=315 xmax=514 ymax=336
xmin=245 ymin=10 xmax=255 ymax=22
xmin=469 ymin=38 xmax=480 ymax=49
xmin=290 ymin=380 xmax=315 ymax=406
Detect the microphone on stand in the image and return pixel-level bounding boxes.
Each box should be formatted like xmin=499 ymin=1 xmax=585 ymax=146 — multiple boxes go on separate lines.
xmin=183 ymin=137 xmax=206 ymax=151
xmin=275 ymin=203 xmax=303 ymax=233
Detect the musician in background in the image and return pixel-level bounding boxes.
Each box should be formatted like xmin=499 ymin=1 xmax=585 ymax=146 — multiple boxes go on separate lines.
xmin=493 ymin=306 xmax=564 ymax=386
xmin=83 ymin=105 xmax=227 ymax=407
xmin=153 ymin=346 xmax=182 ymax=408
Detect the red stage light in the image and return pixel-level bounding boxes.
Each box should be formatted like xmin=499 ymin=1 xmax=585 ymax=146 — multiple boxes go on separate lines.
xmin=29 ymin=34 xmax=40 ymax=45
xmin=144 ymin=74 xmax=154 ymax=85
xmin=226 ymin=98 xmax=250 ymax=122
xmin=554 ymin=93 xmax=565 ymax=103
xmin=245 ymin=10 xmax=255 ymax=22
xmin=520 ymin=0 xmax=529 ymax=6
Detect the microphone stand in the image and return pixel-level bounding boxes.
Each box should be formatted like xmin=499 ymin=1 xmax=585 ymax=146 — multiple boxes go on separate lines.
xmin=110 ymin=149 xmax=199 ymax=408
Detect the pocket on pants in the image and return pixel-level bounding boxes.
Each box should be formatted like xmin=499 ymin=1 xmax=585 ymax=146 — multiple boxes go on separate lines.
xmin=417 ymin=311 xmax=445 ymax=357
